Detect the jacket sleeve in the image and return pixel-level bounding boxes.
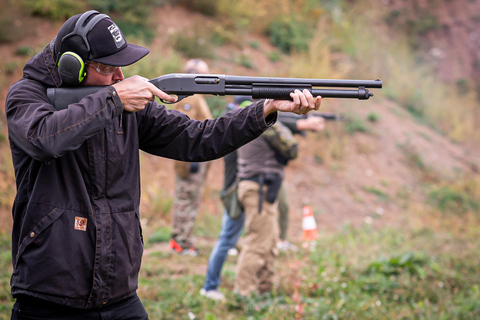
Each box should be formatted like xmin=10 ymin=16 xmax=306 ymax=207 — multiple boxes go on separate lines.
xmin=137 ymin=99 xmax=276 ymax=162
xmin=6 ymin=78 xmax=123 ymax=161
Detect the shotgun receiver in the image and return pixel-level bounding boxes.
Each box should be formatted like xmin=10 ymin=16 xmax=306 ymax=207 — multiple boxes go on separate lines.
xmin=47 ymin=73 xmax=383 ymax=110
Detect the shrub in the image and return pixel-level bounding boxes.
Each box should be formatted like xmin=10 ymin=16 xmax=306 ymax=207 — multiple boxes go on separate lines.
xmin=344 ymin=114 xmax=368 ymax=135
xmin=366 ymin=252 xmax=429 ymax=278
xmin=147 ymin=226 xmax=171 ymax=244
xmin=4 ymin=62 xmax=18 ymax=76
xmin=364 ymin=186 xmax=389 ymax=202
xmin=87 ymin=0 xmax=160 ymax=41
xmin=234 ymin=54 xmax=254 ymax=69
xmin=367 ymin=112 xmax=381 ymax=122
xmin=20 ymin=0 xmax=86 ymax=21
xmin=176 ymin=0 xmax=220 ymax=17
xmin=429 ymin=185 xmax=480 ymax=215
xmin=0 ymin=1 xmax=29 ymax=43
xmin=172 ymin=33 xmax=214 ymax=59
xmin=267 ymin=16 xmax=312 ymax=54
xmin=211 ymin=25 xmax=238 ymax=46
xmin=15 ymin=46 xmax=34 ymax=56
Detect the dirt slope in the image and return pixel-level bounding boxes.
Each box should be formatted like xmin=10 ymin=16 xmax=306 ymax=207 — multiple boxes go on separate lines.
xmin=138 ymin=95 xmax=477 ymax=245
xmin=0 ymin=4 xmax=479 ymax=239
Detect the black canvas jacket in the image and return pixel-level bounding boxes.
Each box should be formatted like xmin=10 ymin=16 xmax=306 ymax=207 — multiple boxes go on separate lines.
xmin=5 ymin=40 xmax=275 ymax=309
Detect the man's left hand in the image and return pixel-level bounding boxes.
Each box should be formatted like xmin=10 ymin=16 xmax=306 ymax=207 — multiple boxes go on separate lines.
xmin=263 ymin=89 xmax=321 ymax=118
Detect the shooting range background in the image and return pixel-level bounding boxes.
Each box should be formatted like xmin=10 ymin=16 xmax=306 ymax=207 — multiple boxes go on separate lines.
xmin=0 ymin=1 xmax=479 ymax=319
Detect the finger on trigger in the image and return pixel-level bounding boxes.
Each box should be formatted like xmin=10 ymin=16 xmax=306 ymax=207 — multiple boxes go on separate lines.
xmin=150 ymin=85 xmax=176 ymax=103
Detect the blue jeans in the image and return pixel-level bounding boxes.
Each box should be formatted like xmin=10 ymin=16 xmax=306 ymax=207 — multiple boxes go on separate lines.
xmin=203 ymin=209 xmax=245 ymax=291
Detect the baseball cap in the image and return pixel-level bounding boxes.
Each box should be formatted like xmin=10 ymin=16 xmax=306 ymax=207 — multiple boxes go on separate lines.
xmin=55 ymin=11 xmax=149 ymax=67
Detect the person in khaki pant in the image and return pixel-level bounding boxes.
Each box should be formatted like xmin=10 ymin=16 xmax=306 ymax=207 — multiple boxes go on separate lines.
xmin=169 ymin=59 xmax=212 ymax=256
xmin=234 ymin=121 xmax=298 ymax=296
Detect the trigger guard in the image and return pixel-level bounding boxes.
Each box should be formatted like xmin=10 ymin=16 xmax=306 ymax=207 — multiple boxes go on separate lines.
xmin=160 ymin=95 xmax=190 ymax=104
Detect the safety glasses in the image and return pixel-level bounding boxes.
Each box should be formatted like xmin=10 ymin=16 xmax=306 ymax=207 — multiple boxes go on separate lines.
xmin=86 ymin=61 xmax=120 ymax=75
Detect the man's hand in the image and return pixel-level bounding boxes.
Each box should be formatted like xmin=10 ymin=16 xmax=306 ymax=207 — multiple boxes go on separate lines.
xmin=297 ymin=116 xmax=325 ymax=132
xmin=263 ymin=89 xmax=321 ymax=118
xmin=112 ymin=76 xmax=176 ymax=112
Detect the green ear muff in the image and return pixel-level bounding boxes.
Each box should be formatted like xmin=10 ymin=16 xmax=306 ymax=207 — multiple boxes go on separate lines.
xmin=57 ymin=51 xmax=86 ymax=85
xmin=239 ymin=100 xmax=252 ymax=108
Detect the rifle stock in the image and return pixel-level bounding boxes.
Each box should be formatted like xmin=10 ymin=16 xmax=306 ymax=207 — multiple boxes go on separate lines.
xmin=47 ymin=73 xmax=383 ymax=110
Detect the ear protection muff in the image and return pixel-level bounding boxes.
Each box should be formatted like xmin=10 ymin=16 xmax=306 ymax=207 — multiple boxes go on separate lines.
xmin=57 ymin=10 xmax=109 ymax=85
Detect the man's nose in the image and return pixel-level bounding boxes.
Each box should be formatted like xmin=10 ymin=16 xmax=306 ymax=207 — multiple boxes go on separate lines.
xmin=113 ymin=67 xmax=124 ymax=81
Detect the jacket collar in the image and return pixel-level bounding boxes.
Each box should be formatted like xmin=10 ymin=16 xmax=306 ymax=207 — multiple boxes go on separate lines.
xmin=22 ymin=38 xmax=62 ymax=88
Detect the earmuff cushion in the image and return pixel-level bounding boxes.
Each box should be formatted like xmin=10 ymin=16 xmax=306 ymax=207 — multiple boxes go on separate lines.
xmin=58 ymin=52 xmax=86 ymax=85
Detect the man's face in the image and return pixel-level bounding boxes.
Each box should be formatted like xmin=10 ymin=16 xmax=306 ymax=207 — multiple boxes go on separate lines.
xmin=82 ymin=61 xmax=124 ymax=86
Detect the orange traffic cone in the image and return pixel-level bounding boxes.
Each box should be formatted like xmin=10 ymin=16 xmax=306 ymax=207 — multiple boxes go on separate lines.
xmin=302 ymin=205 xmax=318 ymax=242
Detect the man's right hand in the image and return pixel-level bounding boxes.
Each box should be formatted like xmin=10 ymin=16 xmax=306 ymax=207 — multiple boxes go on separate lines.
xmin=112 ymin=75 xmax=176 ymax=112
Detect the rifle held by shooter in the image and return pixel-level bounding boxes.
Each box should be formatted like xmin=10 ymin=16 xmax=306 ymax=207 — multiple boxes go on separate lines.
xmin=278 ymin=111 xmax=344 ymax=122
xmin=47 ymin=73 xmax=383 ymax=110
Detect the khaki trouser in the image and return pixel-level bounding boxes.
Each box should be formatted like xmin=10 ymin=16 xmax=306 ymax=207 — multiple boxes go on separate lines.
xmin=277 ymin=183 xmax=289 ymax=241
xmin=171 ymin=162 xmax=209 ymax=248
xmin=234 ymin=180 xmax=279 ymax=296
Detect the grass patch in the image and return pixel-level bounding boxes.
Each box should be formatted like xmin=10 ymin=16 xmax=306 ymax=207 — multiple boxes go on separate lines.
xmin=147 ymin=226 xmax=172 ymax=244
xmin=397 ymin=142 xmax=439 ymax=182
xmin=367 ymin=112 xmax=381 ymax=123
xmin=1 ymin=212 xmax=480 ymax=319
xmin=428 ymin=176 xmax=480 ymax=215
xmin=363 ymin=186 xmax=389 ymax=202
xmin=344 ymin=114 xmax=369 ymax=135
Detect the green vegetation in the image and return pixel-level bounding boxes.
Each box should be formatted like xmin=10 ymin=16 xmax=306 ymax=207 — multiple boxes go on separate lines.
xmin=1 ymin=217 xmax=480 ymax=319
xmin=204 ymin=96 xmax=228 ymax=119
xmin=147 ymin=226 xmax=172 ymax=245
xmin=367 ymin=112 xmax=380 ymax=123
xmin=267 ymin=17 xmax=312 ymax=54
xmin=429 ymin=178 xmax=480 ymax=215
xmin=20 ymin=0 xmax=86 ymax=20
xmin=344 ymin=114 xmax=369 ymax=135
xmin=364 ymin=186 xmax=389 ymax=202
xmin=1 ymin=0 xmax=480 ymax=319
xmin=171 ymin=33 xmax=215 ymax=60
xmin=397 ymin=142 xmax=439 ymax=183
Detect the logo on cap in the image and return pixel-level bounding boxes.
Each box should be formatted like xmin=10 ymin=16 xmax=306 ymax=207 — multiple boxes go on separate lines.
xmin=108 ymin=23 xmax=125 ymax=48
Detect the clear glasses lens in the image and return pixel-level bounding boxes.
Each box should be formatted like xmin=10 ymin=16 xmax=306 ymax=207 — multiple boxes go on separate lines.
xmin=87 ymin=62 xmax=119 ymax=75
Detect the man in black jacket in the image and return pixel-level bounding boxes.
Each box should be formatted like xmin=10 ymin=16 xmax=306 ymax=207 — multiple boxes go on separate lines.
xmin=5 ymin=10 xmax=321 ymax=320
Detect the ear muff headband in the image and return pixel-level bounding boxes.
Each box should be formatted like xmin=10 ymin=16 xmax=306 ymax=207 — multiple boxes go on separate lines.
xmin=57 ymin=10 xmax=109 ymax=85
xmin=60 ymin=11 xmax=109 ymax=58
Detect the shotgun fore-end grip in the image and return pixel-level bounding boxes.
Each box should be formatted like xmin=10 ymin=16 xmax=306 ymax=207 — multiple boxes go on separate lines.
xmin=252 ymin=87 xmax=311 ymax=100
